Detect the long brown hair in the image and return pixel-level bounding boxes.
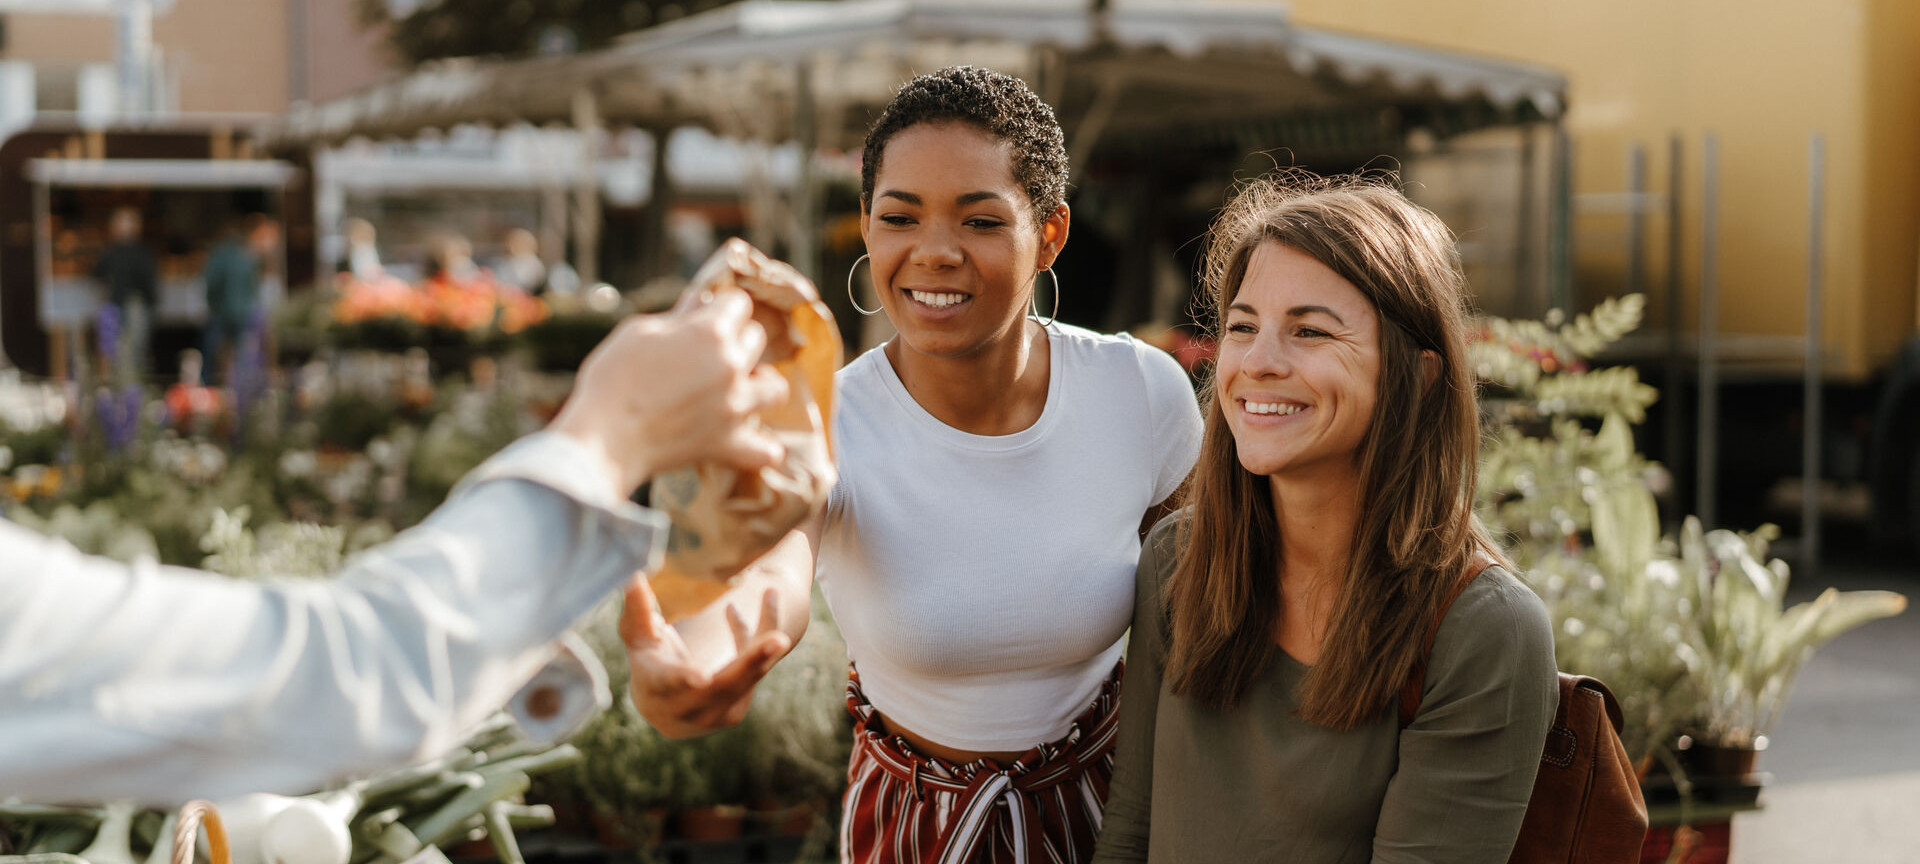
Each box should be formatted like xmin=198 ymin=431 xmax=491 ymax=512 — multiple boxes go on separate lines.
xmin=1163 ymin=173 xmax=1502 ymax=728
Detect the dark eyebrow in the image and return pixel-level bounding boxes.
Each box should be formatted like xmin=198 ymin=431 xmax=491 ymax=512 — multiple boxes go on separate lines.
xmin=878 ymin=190 xmax=921 ymax=205
xmin=1224 ymin=302 xmax=1348 ymax=326
xmin=1288 ymin=305 xmax=1347 ymax=325
xmin=956 ymin=191 xmax=1010 ymax=206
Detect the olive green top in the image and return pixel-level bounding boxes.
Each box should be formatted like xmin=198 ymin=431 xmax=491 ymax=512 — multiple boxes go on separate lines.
xmin=1091 ymin=517 xmax=1558 ymax=864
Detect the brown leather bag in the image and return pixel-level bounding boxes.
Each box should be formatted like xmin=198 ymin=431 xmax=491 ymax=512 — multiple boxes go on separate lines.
xmin=1398 ymin=557 xmax=1649 ymax=864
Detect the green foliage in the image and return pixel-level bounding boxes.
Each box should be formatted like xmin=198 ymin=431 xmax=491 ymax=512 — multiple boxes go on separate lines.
xmin=407 ymin=384 xmax=530 ymax=504
xmin=562 ymin=588 xmax=852 ymax=829
xmin=1532 ymin=367 xmax=1660 ymax=424
xmin=1666 ymin=519 xmax=1907 ymax=746
xmin=199 ymin=506 xmax=348 ymax=579
xmin=520 ymin=310 xmax=620 ymax=372
xmin=314 ymin=390 xmax=403 ymax=452
xmin=5 ymin=501 xmax=159 ymax=563
xmin=1476 ymin=293 xmax=1907 ymax=759
xmin=1 ymin=418 xmax=66 ymax=466
xmin=736 ymin=590 xmax=856 ymax=803
xmin=1556 ymin=294 xmax=1647 ymax=357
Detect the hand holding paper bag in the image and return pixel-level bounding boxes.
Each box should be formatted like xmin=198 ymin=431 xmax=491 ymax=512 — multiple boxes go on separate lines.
xmin=647 ymin=239 xmax=842 ymax=621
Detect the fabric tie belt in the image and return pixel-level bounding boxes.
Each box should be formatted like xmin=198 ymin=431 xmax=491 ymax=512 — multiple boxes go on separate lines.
xmin=841 ymin=664 xmax=1123 ymax=864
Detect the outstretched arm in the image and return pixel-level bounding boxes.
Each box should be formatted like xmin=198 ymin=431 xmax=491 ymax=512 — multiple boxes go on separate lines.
xmin=0 ymin=292 xmax=786 ymax=804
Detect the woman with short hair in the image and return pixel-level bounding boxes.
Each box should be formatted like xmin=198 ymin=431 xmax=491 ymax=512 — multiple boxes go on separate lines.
xmin=622 ymin=66 xmax=1204 ymax=864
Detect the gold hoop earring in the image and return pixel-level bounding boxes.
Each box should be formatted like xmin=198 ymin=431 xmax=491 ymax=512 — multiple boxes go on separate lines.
xmin=846 ymin=254 xmax=880 ymax=316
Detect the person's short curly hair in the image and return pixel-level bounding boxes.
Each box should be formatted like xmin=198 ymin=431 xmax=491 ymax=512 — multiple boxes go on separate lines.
xmin=860 ymin=66 xmax=1069 ymax=229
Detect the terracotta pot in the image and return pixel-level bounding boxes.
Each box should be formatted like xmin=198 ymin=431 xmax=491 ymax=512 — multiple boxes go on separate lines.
xmin=674 ymin=804 xmax=747 ymax=842
xmin=1641 ymin=820 xmax=1732 ymax=864
xmin=588 ymin=807 xmax=667 ymax=850
xmin=1679 ymin=743 xmax=1759 ymax=780
xmin=588 ymin=810 xmax=625 ymax=849
xmin=446 ymin=837 xmax=496 ymax=861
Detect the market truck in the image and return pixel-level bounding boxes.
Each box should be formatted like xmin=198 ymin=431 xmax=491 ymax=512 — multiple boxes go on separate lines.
xmin=0 ymin=118 xmax=315 ymax=383
xmin=1579 ymin=133 xmax=1920 ymax=565
xmin=1864 ymin=315 xmax=1920 ymax=555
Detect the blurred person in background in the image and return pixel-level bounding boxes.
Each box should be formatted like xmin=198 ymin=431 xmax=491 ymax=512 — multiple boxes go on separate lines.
xmin=336 ymin=217 xmax=385 ymax=281
xmin=94 ymin=206 xmax=159 ymax=377
xmin=496 ymin=227 xmax=549 ymax=295
xmin=427 ymin=234 xmax=480 ymax=283
xmin=202 ymin=214 xmax=279 ymax=385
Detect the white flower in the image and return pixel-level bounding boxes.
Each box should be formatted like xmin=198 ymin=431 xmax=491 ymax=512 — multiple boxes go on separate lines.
xmin=279 ymin=450 xmax=319 ymax=479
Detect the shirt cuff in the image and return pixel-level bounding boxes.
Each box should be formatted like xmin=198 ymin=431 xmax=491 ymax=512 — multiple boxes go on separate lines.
xmin=449 ymin=431 xmax=671 ymax=573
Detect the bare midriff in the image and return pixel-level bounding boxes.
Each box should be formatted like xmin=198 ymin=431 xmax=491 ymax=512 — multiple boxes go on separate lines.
xmin=880 ymin=711 xmax=1030 ymax=767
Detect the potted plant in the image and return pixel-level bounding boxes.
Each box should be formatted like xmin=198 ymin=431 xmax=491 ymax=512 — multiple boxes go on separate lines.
xmin=560 ymin=603 xmax=696 ymax=850
xmin=1475 ymin=295 xmax=1694 ymax=763
xmin=738 ymin=590 xmax=852 ymax=841
xmin=1473 ymin=295 xmax=1909 ymax=864
xmin=1662 ymin=519 xmax=1905 ymax=787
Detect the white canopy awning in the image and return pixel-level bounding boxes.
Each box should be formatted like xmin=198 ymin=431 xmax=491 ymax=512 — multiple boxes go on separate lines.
xmin=265 ymin=0 xmax=1565 ymax=155
xmin=27 ymin=157 xmax=300 ymax=189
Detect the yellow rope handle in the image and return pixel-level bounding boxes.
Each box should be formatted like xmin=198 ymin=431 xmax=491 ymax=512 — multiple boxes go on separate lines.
xmin=170 ymin=800 xmax=230 ymax=864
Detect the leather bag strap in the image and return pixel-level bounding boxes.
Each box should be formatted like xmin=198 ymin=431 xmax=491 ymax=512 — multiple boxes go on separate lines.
xmin=1397 ymin=550 xmax=1500 ymax=729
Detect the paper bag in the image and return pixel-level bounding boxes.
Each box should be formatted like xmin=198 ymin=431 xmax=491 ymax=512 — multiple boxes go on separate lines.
xmin=647 ymin=240 xmax=842 ymax=621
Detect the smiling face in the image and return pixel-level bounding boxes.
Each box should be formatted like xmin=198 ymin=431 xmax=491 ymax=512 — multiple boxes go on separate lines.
xmin=1217 ymin=241 xmax=1382 ymax=480
xmin=861 ymin=121 xmax=1065 ymax=360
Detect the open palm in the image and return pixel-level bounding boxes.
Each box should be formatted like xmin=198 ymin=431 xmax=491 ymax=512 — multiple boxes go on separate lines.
xmin=619 ymin=574 xmax=791 ymax=737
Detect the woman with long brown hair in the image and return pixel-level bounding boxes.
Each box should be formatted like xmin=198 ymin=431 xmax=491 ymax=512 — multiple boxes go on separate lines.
xmin=1091 ymin=175 xmax=1557 ymax=863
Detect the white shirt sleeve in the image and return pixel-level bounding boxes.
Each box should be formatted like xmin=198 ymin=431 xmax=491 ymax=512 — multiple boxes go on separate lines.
xmin=1135 ymin=339 xmax=1204 ymax=506
xmin=0 ymin=431 xmax=667 ymax=805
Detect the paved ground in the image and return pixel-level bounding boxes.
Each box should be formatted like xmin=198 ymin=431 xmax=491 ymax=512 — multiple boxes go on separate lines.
xmin=1728 ymin=533 xmax=1920 ymax=863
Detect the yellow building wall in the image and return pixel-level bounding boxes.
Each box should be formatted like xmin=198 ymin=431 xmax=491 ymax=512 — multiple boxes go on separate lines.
xmin=1863 ymin=0 xmax=1920 ymax=357
xmin=1272 ymin=0 xmax=1917 ymax=380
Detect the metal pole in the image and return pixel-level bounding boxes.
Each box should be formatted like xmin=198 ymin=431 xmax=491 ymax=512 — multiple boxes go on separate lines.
xmin=115 ymin=0 xmax=154 ymax=116
xmin=1516 ymin=125 xmax=1539 ymax=316
xmin=1665 ymin=133 xmax=1686 ymax=528
xmin=1696 ymin=132 xmax=1719 ymax=529
xmin=1803 ymin=132 xmax=1825 ymax=573
xmin=1549 ymin=126 xmax=1574 ymax=315
xmin=790 ymin=62 xmax=819 ymax=286
xmin=571 ymin=88 xmax=601 ymax=287
xmin=644 ymin=126 xmax=675 ymax=281
xmin=1626 ymin=143 xmax=1646 ymax=300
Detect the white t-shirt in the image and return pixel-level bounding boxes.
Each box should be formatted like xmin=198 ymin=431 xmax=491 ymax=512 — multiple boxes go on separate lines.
xmin=818 ymin=323 xmax=1203 ymax=751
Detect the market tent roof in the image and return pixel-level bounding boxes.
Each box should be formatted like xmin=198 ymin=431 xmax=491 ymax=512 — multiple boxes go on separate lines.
xmin=265 ymin=0 xmax=1565 ymax=155
xmin=26 ymin=158 xmax=301 ymax=188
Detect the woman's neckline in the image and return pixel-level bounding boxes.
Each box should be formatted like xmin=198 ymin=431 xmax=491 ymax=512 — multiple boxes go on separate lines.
xmin=871 ymin=320 xmax=1066 ymax=452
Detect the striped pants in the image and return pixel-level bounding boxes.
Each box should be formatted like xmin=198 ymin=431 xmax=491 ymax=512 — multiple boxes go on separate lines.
xmin=839 ymin=664 xmax=1123 ymax=864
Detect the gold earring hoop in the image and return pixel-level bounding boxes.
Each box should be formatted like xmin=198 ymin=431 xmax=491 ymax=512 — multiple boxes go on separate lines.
xmin=1030 ymin=267 xmax=1060 ymax=328
xmin=846 ymin=254 xmax=880 ymax=316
